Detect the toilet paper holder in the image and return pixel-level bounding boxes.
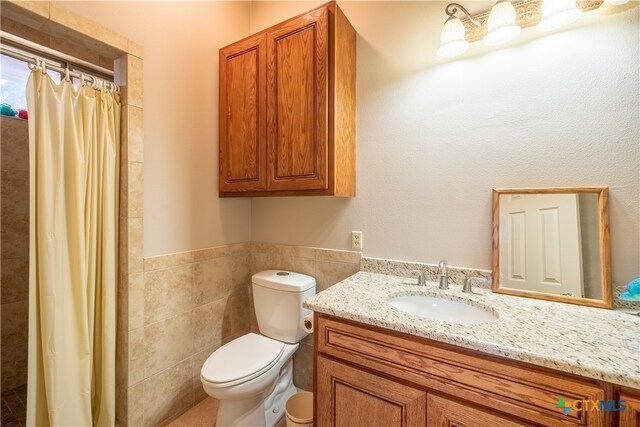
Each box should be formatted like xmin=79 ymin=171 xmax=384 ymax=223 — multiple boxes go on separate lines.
xmin=302 ymin=313 xmax=314 ymax=334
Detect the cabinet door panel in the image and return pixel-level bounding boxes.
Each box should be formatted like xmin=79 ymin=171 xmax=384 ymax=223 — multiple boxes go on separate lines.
xmin=266 ymin=8 xmax=328 ymax=191
xmin=619 ymin=392 xmax=640 ymax=426
xmin=317 ymin=355 xmax=426 ymax=427
xmin=219 ymin=34 xmax=266 ymax=192
xmin=427 ymin=394 xmax=533 ymax=427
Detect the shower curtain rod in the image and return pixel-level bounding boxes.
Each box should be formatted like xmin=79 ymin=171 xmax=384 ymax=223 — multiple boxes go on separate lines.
xmin=1 ymin=44 xmax=119 ymax=94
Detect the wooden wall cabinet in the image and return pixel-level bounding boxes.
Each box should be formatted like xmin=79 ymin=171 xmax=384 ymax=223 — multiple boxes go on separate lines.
xmin=219 ymin=2 xmax=356 ymax=197
xmin=315 ymin=314 xmax=638 ymax=427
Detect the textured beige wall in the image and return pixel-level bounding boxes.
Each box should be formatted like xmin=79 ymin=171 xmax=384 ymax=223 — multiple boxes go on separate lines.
xmin=0 ymin=117 xmax=29 ymax=392
xmin=61 ymin=1 xmax=253 ymax=258
xmin=59 ymin=1 xmax=639 ymax=279
xmin=249 ymin=1 xmax=640 ymax=286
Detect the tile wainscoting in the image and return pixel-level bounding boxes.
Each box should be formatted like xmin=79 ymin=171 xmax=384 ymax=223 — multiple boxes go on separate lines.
xmin=144 ymin=239 xmax=622 ymax=427
xmin=138 ymin=242 xmax=361 ymax=426
xmin=133 ymin=243 xmax=251 ymax=426
xmin=141 ymin=244 xmax=512 ymax=426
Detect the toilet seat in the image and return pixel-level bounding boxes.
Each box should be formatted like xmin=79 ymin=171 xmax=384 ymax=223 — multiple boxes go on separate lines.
xmin=201 ymin=333 xmax=285 ymax=387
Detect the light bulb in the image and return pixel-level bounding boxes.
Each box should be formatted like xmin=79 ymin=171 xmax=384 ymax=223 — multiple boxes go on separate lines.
xmin=608 ymin=0 xmax=629 ymax=5
xmin=437 ymin=17 xmax=469 ymax=58
xmin=537 ymin=0 xmax=582 ymax=32
xmin=484 ymin=0 xmax=521 ymax=46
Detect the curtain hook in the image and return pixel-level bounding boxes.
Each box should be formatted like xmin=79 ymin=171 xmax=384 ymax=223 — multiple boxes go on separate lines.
xmin=64 ymin=67 xmax=71 ymax=82
xmin=28 ymin=56 xmax=39 ymax=71
xmin=80 ymin=73 xmax=86 ymax=87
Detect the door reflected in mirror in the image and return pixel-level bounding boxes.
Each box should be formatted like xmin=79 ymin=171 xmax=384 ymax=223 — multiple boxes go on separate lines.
xmin=492 ymin=187 xmax=612 ymax=309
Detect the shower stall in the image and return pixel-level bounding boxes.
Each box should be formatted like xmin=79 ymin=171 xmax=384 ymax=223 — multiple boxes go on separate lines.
xmin=1 ymin=37 xmax=121 ymax=426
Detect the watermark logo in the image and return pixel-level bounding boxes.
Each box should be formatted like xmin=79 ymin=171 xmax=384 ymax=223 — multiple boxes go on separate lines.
xmin=555 ymin=398 xmax=572 ymax=415
xmin=555 ymin=398 xmax=627 ymax=415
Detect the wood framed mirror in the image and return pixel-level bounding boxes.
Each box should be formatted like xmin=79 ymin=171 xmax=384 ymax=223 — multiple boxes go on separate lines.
xmin=492 ymin=187 xmax=612 ymax=309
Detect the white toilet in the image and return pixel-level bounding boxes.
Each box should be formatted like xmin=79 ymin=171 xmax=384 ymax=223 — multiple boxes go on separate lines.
xmin=200 ymin=270 xmax=316 ymax=427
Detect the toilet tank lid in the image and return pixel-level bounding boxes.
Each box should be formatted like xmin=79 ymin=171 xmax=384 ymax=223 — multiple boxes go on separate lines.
xmin=252 ymin=270 xmax=316 ymax=292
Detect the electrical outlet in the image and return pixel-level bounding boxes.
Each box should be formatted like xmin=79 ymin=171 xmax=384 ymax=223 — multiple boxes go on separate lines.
xmin=351 ymin=231 xmax=363 ymax=251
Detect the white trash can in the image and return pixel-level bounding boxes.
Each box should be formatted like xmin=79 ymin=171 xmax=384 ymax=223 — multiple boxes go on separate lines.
xmin=285 ymin=391 xmax=313 ymax=427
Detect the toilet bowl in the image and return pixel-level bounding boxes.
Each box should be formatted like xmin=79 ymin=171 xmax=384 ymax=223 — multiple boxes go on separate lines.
xmin=200 ymin=270 xmax=315 ymax=427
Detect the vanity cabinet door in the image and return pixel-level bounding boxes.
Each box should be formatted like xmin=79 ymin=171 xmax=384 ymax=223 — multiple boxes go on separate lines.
xmin=219 ymin=33 xmax=267 ymax=193
xmin=317 ymin=355 xmax=427 ymax=427
xmin=265 ymin=7 xmax=329 ymax=192
xmin=427 ymin=394 xmax=534 ymax=427
xmin=619 ymin=392 xmax=640 ymax=426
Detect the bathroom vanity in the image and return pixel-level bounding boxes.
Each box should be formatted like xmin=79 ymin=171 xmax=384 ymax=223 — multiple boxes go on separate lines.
xmin=305 ymin=272 xmax=640 ymax=427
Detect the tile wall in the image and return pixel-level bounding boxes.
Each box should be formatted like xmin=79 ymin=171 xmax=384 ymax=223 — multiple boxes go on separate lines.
xmin=135 ymin=242 xmax=361 ymax=426
xmin=128 ymin=243 xmax=251 ymax=427
xmin=114 ymin=51 xmax=146 ymax=427
xmin=1 ymin=116 xmax=30 ymax=393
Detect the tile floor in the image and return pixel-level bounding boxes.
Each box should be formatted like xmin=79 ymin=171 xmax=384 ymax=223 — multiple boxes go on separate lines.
xmin=1 ymin=385 xmax=27 ymax=427
xmin=1 ymin=386 xmax=214 ymax=427
xmin=0 ymin=389 xmax=290 ymax=427
xmin=167 ymin=398 xmax=219 ymax=427
xmin=166 ymin=397 xmax=288 ymax=427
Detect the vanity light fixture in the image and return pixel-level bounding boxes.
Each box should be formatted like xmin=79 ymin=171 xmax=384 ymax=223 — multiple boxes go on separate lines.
xmin=484 ymin=0 xmax=521 ymax=46
xmin=537 ymin=0 xmax=583 ymax=32
xmin=437 ymin=0 xmax=607 ymax=59
xmin=437 ymin=3 xmax=480 ymax=58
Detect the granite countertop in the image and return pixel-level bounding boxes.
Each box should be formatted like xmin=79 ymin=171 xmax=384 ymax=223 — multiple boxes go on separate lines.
xmin=304 ymin=271 xmax=640 ymax=389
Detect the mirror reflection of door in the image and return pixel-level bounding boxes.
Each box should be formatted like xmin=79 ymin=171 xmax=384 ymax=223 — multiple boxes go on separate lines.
xmin=499 ymin=194 xmax=584 ymax=297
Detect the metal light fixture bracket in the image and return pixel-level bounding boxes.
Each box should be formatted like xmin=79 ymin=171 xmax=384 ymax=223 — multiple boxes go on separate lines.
xmin=444 ymin=3 xmax=482 ymax=27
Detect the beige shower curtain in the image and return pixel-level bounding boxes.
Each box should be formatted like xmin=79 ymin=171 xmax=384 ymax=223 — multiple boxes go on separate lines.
xmin=26 ymin=68 xmax=120 ymax=426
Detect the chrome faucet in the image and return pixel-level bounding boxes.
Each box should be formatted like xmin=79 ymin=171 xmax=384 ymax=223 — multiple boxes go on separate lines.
xmin=463 ymin=277 xmax=491 ymax=294
xmin=410 ymin=270 xmax=426 ymax=286
xmin=438 ymin=260 xmax=448 ymax=290
xmin=462 ymin=278 xmax=475 ymax=294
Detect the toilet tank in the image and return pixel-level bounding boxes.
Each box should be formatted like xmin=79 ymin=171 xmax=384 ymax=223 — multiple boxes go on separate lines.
xmin=252 ymin=270 xmax=316 ymax=344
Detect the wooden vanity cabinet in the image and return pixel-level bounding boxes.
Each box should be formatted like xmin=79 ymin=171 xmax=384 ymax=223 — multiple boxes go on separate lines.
xmin=314 ymin=313 xmax=637 ymax=427
xmin=219 ymin=2 xmax=356 ymax=197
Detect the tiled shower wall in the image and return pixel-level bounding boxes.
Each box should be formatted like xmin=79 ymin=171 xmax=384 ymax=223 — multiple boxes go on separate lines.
xmin=1 ymin=116 xmax=30 ymax=393
xmin=135 ymin=242 xmax=361 ymax=425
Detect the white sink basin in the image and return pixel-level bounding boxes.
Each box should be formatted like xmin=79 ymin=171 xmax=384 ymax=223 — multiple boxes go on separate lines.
xmin=388 ymin=295 xmax=497 ymax=324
